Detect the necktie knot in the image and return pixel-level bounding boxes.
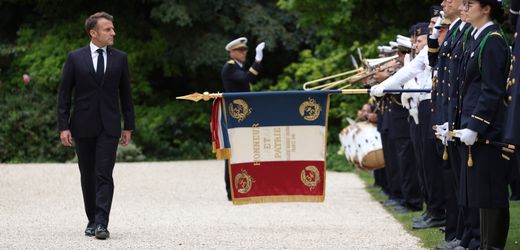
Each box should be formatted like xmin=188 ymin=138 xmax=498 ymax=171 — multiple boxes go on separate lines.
xmin=97 ymin=49 xmax=104 ymax=55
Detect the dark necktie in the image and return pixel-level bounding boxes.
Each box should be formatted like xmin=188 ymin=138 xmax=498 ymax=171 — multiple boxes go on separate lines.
xmin=96 ymin=49 xmax=104 ymax=81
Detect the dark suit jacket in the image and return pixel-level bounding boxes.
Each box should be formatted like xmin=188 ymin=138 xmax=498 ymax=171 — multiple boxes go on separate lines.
xmin=58 ymin=45 xmax=135 ymax=138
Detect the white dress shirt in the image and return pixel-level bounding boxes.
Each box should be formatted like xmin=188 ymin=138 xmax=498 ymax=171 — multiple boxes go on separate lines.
xmin=90 ymin=42 xmax=107 ymax=73
xmin=473 ymin=21 xmax=494 ymax=40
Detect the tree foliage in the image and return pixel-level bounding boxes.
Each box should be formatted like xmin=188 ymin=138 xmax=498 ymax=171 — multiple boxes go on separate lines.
xmin=0 ymin=0 xmax=310 ymax=162
xmin=1 ymin=0 xmax=470 ymax=164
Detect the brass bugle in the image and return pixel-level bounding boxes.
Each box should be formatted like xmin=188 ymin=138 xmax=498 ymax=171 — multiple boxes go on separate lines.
xmin=303 ymin=55 xmax=400 ymax=91
xmin=304 ymin=69 xmax=368 ymax=90
xmin=363 ymin=55 xmax=398 ymax=69
xmin=303 ymin=67 xmax=364 ymax=90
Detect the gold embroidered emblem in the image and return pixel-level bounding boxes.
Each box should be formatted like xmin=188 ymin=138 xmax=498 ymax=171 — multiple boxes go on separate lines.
xmin=300 ymin=165 xmax=321 ymax=190
xmin=299 ymin=98 xmax=321 ymax=121
xmin=229 ymin=99 xmax=252 ymax=122
xmin=234 ymin=169 xmax=255 ymax=194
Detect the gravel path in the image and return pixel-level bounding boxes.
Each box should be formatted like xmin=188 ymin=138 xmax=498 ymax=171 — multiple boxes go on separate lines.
xmin=0 ymin=161 xmax=425 ymax=249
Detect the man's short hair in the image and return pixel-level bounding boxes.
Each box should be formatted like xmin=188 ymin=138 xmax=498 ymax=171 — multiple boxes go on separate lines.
xmin=84 ymin=12 xmax=113 ymax=36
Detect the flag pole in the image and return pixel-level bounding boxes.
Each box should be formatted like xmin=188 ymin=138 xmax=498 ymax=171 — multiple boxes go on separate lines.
xmin=176 ymin=89 xmax=432 ymax=102
xmin=176 ymin=92 xmax=223 ymax=102
xmin=339 ymin=89 xmax=431 ymax=95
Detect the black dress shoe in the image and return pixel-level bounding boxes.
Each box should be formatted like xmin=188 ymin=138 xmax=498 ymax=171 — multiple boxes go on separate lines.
xmin=85 ymin=222 xmax=95 ymax=237
xmin=95 ymin=224 xmax=110 ymax=240
xmin=413 ymin=216 xmax=446 ymax=229
xmin=412 ymin=212 xmax=429 ymax=223
xmin=394 ymin=205 xmax=421 ymax=214
xmin=382 ymin=199 xmax=400 ymax=207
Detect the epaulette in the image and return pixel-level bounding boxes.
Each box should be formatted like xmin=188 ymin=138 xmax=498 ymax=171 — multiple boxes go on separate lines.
xmin=227 ymin=60 xmax=235 ymax=65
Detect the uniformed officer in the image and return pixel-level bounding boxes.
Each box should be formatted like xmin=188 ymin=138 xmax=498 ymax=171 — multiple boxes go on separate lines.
xmin=453 ymin=1 xmax=510 ymax=249
xmin=427 ymin=0 xmax=467 ymax=246
xmin=222 ymin=37 xmax=265 ymax=92
xmin=371 ymin=21 xmax=448 ymax=226
xmin=505 ymin=0 xmax=520 ymax=204
xmin=221 ymin=37 xmax=265 ymax=200
xmin=373 ymin=54 xmax=404 ymax=209
xmin=504 ymin=0 xmax=520 ymax=185
xmin=504 ymin=0 xmax=520 ymax=175
xmin=371 ymin=28 xmax=424 ymax=214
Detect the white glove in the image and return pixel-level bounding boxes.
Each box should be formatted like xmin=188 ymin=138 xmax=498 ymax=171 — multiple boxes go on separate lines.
xmin=400 ymin=92 xmax=419 ymax=110
xmin=435 ymin=122 xmax=448 ymax=135
xmin=430 ymin=16 xmax=442 ymax=39
xmin=255 ymin=42 xmax=265 ymax=62
xmin=370 ymin=85 xmax=385 ymax=97
xmin=410 ymin=95 xmax=418 ymax=109
xmin=434 ymin=122 xmax=449 ymax=145
xmin=454 ymin=128 xmax=478 ymax=146
xmin=409 ymin=108 xmax=419 ymax=125
xmin=401 ymin=92 xmax=412 ymax=109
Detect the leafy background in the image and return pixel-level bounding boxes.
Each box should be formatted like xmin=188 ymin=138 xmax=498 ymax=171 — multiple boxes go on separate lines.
xmin=3 ymin=0 xmax=505 ymax=168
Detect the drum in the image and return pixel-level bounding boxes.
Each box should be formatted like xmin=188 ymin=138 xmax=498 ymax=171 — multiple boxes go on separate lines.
xmin=339 ymin=125 xmax=359 ymax=167
xmin=339 ymin=121 xmax=384 ymax=170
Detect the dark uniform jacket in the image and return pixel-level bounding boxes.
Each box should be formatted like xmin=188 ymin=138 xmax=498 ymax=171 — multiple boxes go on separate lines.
xmin=504 ymin=4 xmax=520 ymax=145
xmin=458 ymin=24 xmax=509 ymax=140
xmin=447 ymin=23 xmax=472 ymax=131
xmin=57 ymin=46 xmax=135 ymax=138
xmin=428 ymin=20 xmax=463 ymax=130
xmin=221 ymin=59 xmax=262 ymax=92
xmin=457 ymin=24 xmax=510 ymax=209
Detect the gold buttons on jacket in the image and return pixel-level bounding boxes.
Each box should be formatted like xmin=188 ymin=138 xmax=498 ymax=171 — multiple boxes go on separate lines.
xmin=509 ymin=96 xmax=513 ymax=102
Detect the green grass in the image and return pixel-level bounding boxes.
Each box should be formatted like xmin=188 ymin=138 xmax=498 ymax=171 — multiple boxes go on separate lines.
xmin=356 ymin=171 xmax=520 ymax=249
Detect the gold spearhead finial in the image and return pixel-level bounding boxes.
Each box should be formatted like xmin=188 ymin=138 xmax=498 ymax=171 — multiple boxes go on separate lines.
xmin=176 ymin=92 xmax=223 ymax=102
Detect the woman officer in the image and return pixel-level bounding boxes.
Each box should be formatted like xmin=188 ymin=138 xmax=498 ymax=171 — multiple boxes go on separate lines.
xmin=453 ymin=0 xmax=510 ymax=249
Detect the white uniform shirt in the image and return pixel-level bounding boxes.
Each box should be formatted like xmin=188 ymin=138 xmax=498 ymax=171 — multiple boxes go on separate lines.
xmin=377 ymin=46 xmax=431 ymax=101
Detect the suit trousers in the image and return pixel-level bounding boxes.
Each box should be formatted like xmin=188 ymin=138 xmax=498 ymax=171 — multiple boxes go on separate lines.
xmin=74 ymin=130 xmax=119 ymax=227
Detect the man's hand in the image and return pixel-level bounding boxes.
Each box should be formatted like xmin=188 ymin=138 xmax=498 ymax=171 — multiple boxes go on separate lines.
xmin=60 ymin=130 xmax=74 ymax=147
xmin=367 ymin=113 xmax=378 ymax=123
xmin=120 ymin=130 xmax=132 ymax=146
xmin=255 ymin=42 xmax=265 ymax=62
xmin=374 ymin=70 xmax=391 ymax=83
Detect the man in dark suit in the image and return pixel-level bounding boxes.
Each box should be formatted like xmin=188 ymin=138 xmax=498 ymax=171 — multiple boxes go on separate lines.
xmin=221 ymin=37 xmax=265 ymax=200
xmin=57 ymin=11 xmax=135 ymax=240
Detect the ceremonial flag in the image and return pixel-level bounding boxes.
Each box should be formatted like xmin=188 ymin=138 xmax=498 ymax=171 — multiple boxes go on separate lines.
xmin=211 ymin=91 xmax=330 ymax=205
